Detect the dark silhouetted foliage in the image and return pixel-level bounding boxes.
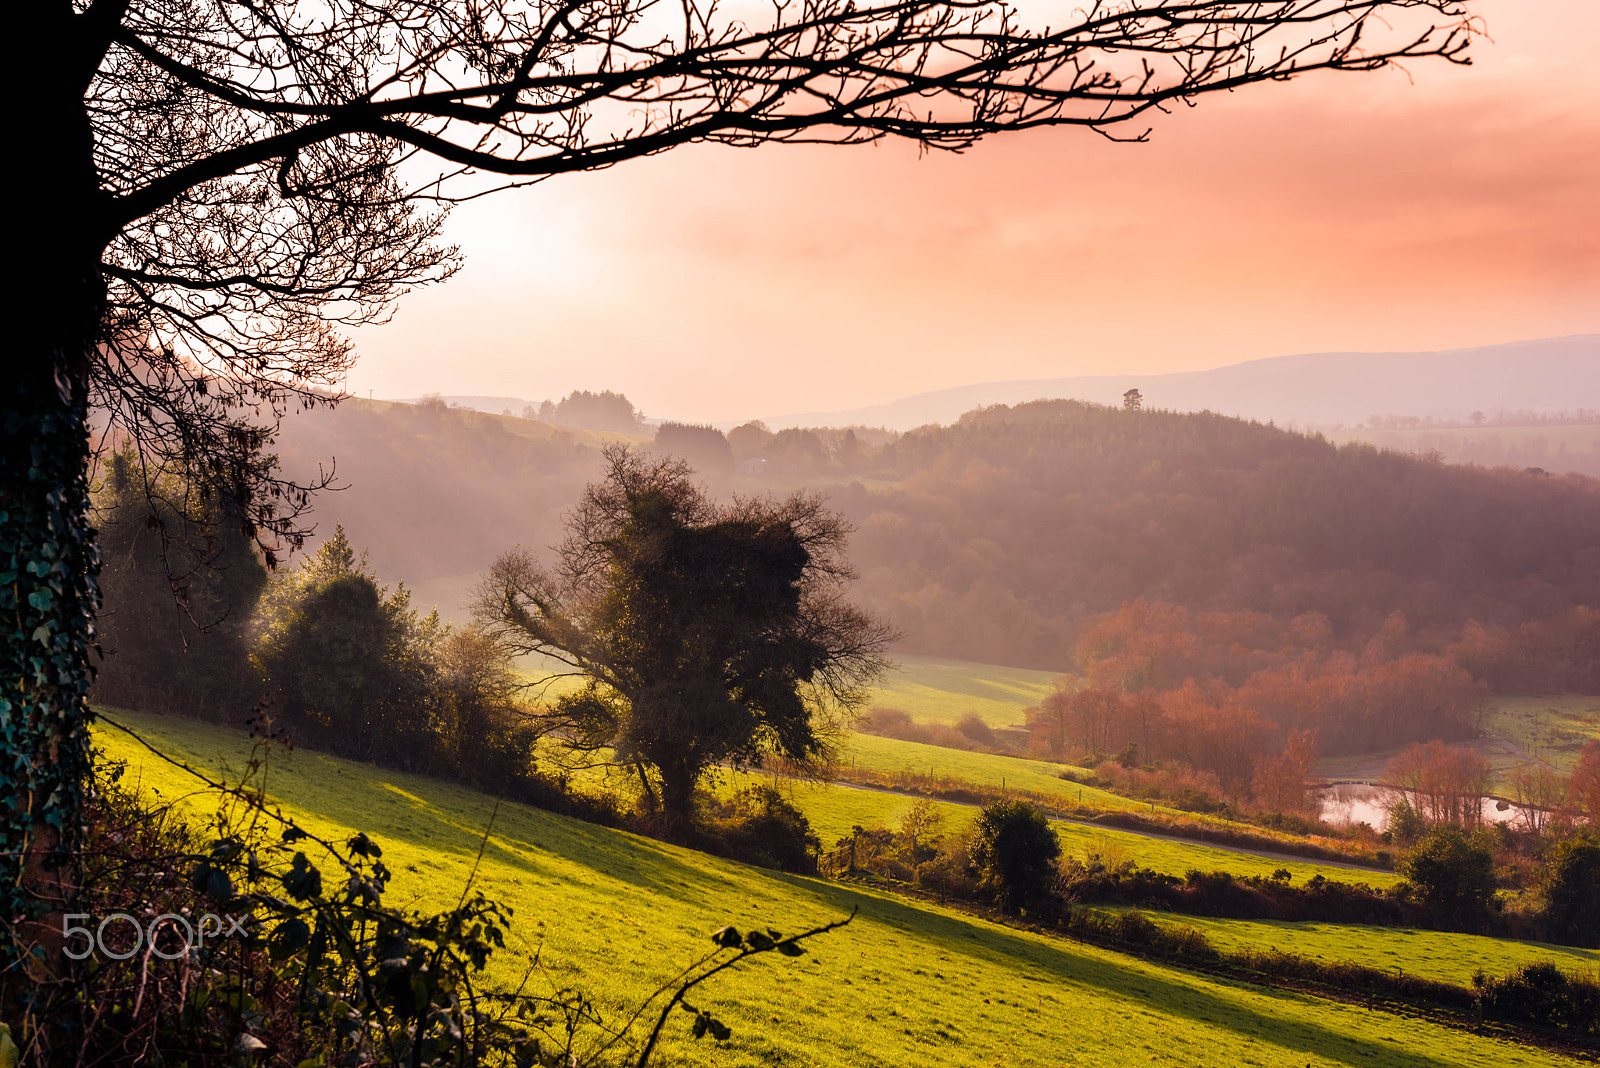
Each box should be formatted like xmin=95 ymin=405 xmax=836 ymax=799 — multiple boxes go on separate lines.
xmin=1399 ymin=824 xmax=1497 ymax=926
xmin=477 ymin=447 xmax=893 ymax=833
xmin=91 ymin=448 xmax=268 ymax=722
xmin=1537 ymin=836 xmax=1600 ymax=947
xmin=969 ymin=800 xmax=1060 ymax=911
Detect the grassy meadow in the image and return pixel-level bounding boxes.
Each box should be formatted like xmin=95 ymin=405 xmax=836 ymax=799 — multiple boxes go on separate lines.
xmin=863 ymin=654 xmax=1063 ymax=728
xmin=88 ymin=708 xmax=1545 ymax=1068
xmin=1479 ymin=695 xmax=1600 ymax=773
xmin=1116 ymin=910 xmax=1599 ymax=989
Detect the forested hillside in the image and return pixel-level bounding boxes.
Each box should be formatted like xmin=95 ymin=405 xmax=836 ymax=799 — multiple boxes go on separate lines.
xmin=229 ymin=395 xmax=1600 ymax=687
xmin=269 ymin=397 xmax=634 ymax=611
xmin=833 ymin=401 xmax=1600 ymax=673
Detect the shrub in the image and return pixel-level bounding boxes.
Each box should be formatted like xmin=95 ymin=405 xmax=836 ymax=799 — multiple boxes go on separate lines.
xmin=954 ymin=714 xmax=997 ymax=749
xmin=1399 ymin=824 xmax=1496 ymax=926
xmin=1386 ymin=797 xmax=1426 ymax=846
xmin=1114 ymin=909 xmax=1159 ymax=945
xmin=1537 ymin=835 xmax=1600 ymax=947
xmin=1474 ymin=962 xmax=1600 ymax=1037
xmin=705 ymin=786 xmax=821 ymax=873
xmin=969 ymin=801 xmax=1061 ymax=911
xmin=916 ymin=836 xmax=978 ymax=901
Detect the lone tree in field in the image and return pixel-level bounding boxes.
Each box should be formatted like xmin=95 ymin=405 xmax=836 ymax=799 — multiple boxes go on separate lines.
xmin=5 ymin=0 xmax=1473 ymax=965
xmin=474 ymin=446 xmax=893 ymax=833
xmin=970 ymin=800 xmax=1061 ymax=911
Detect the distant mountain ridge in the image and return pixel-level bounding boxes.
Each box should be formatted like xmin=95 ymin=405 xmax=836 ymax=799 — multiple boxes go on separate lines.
xmin=754 ymin=335 xmax=1600 ymax=431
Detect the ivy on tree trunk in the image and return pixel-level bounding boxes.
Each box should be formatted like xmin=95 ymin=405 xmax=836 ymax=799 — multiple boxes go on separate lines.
xmin=2 ymin=367 xmax=100 ymax=974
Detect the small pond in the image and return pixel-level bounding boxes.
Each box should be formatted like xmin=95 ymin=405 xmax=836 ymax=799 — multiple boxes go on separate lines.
xmin=1315 ymin=782 xmax=1530 ymax=830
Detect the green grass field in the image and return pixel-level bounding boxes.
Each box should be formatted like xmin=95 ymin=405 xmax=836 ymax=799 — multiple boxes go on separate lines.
xmin=1114 ymin=911 xmax=1599 ymax=989
xmin=88 ymin=708 xmax=1535 ymax=1068
xmin=836 ymin=732 xmax=1396 ymax=883
xmin=1480 ymin=695 xmax=1600 ymax=773
xmin=864 ymin=654 xmax=1064 ymax=727
xmin=841 ymin=732 xmax=1149 ymax=811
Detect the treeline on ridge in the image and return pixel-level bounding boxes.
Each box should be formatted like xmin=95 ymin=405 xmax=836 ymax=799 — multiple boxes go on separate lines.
xmin=830 ymin=400 xmax=1600 ymax=672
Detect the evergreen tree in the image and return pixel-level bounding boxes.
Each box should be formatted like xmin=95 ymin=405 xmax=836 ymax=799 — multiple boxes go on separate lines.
xmin=251 ymin=527 xmax=443 ymax=768
xmin=92 ymin=448 xmax=267 ymax=721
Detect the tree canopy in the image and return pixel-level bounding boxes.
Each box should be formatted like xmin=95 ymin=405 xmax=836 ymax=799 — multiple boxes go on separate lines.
xmin=251 ymin=526 xmax=445 ymax=767
xmin=475 ymin=446 xmax=893 ymax=831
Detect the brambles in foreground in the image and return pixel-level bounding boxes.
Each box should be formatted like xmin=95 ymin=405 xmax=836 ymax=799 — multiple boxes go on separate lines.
xmin=6 ymin=743 xmax=846 ymax=1067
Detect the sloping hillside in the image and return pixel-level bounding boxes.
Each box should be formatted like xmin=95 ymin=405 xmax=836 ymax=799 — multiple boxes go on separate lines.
xmin=838 ymin=401 xmax=1600 ymax=667
xmin=94 ymin=709 xmax=1563 ymax=1068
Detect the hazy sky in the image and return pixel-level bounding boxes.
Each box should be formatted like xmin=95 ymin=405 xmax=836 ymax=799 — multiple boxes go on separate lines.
xmin=347 ymin=0 xmax=1600 ymax=424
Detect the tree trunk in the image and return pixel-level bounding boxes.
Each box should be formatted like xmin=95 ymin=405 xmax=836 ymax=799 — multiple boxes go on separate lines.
xmin=2 ymin=358 xmax=100 ymax=979
xmin=5 ymin=3 xmax=111 ymax=976
xmin=656 ymin=760 xmax=701 ymax=840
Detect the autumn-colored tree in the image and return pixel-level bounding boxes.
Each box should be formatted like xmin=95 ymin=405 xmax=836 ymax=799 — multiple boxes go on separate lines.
xmin=1160 ymin=680 xmax=1266 ymax=794
xmin=1387 ymin=741 xmax=1492 ymax=828
xmin=1251 ymin=730 xmax=1319 ymax=816
xmin=1570 ymin=742 xmax=1600 ymax=827
xmin=1508 ymin=760 xmax=1567 ymax=835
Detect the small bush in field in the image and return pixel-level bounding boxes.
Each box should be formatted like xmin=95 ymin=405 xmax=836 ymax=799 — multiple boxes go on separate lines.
xmin=705 ymin=786 xmax=822 ymax=872
xmin=1114 ymin=910 xmax=1159 ymax=945
xmin=954 ymin=714 xmax=996 ymax=749
xmin=1399 ymin=824 xmax=1496 ymax=926
xmin=970 ymin=801 xmax=1061 ymax=911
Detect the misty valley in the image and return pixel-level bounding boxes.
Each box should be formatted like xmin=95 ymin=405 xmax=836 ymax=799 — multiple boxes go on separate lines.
xmin=60 ymin=375 xmax=1600 ymax=1067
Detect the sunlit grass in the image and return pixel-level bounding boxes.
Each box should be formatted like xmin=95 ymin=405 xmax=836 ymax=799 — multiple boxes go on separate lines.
xmin=1480 ymin=695 xmax=1600 ymax=773
xmin=864 ymin=654 xmax=1063 ymax=727
xmin=93 ymin=707 xmax=1548 ymax=1068
xmin=841 ymin=731 xmax=1160 ymax=813
xmin=1114 ymin=910 xmax=1599 ymax=988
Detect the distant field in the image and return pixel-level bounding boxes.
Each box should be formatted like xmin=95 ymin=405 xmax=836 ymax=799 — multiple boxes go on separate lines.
xmin=510 ymin=652 xmax=1064 ymax=728
xmin=1048 ymin=822 xmax=1399 ymax=888
xmin=717 ymin=769 xmax=1397 ymax=887
xmin=94 ymin=708 xmax=1544 ymax=1068
xmin=1480 ymin=695 xmax=1600 ymax=773
xmin=1119 ymin=911 xmax=1598 ymax=988
xmin=865 ymin=654 xmax=1063 ymax=727
xmin=842 ymin=732 xmax=1126 ymax=808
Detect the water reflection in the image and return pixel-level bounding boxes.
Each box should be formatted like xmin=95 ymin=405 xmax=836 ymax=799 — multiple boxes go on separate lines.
xmin=1316 ymin=783 xmax=1528 ymax=830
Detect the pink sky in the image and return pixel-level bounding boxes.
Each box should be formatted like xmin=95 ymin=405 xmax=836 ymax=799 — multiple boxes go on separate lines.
xmin=346 ymin=0 xmax=1600 ymax=424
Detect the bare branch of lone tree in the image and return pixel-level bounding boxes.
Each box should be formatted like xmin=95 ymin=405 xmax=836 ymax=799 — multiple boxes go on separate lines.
xmin=5 ymin=0 xmax=1473 ymax=970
